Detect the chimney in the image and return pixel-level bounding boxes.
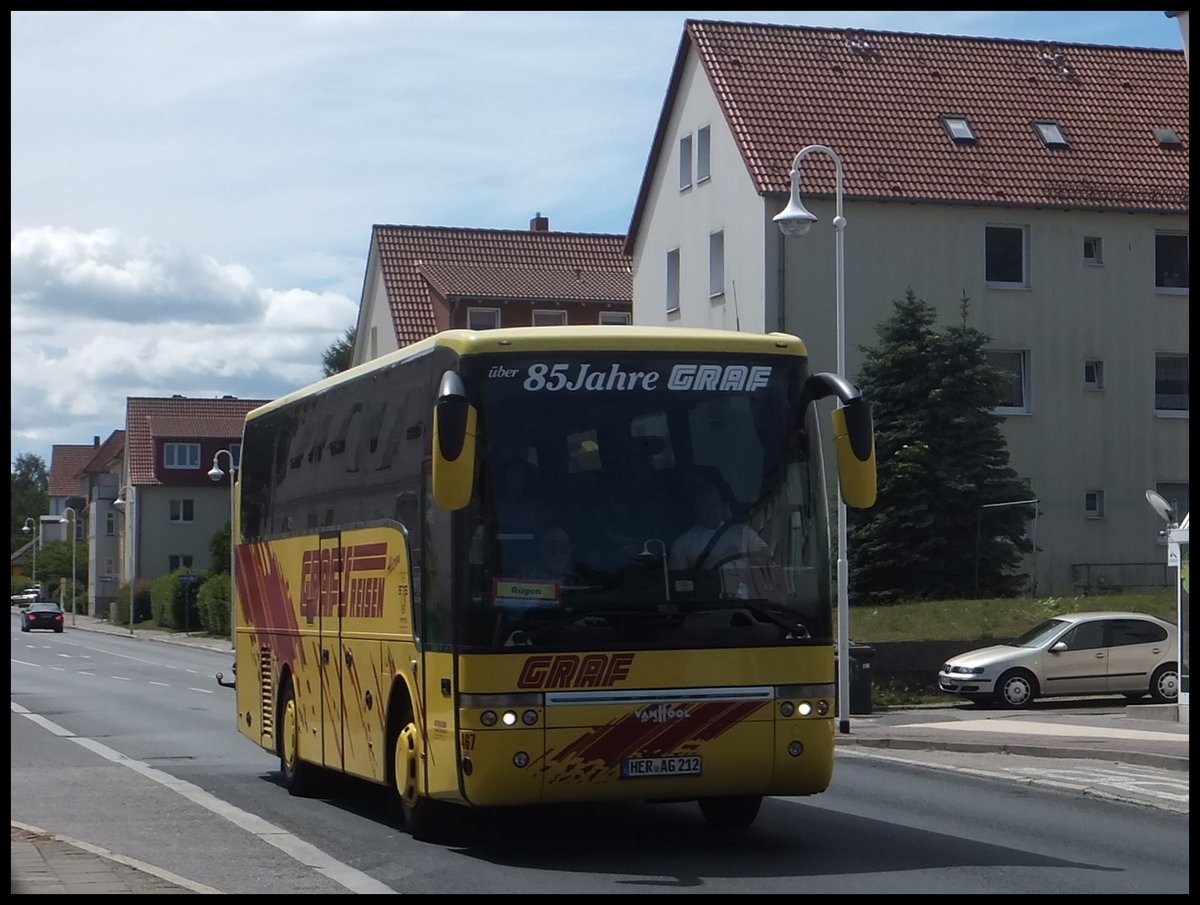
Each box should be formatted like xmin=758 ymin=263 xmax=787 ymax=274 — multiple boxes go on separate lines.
xmin=530 ymin=212 xmax=549 ymax=232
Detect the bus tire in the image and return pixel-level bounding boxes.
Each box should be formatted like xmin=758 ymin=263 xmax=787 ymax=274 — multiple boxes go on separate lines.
xmin=279 ymin=678 xmax=316 ymax=796
xmin=389 ymin=707 xmax=452 ymax=842
xmin=698 ymin=795 xmax=762 ymax=829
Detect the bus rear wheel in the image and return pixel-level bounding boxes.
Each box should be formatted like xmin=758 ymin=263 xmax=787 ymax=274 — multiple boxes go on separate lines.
xmin=390 ymin=713 xmax=452 ymax=842
xmin=279 ymin=679 xmax=316 ymax=796
xmin=698 ymin=795 xmax=762 ymax=829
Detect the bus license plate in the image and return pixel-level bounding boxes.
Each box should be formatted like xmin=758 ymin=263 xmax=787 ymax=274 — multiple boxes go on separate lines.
xmin=621 ymin=756 xmax=702 ymax=778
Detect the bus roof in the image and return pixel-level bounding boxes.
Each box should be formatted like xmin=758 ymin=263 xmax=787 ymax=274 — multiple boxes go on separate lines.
xmin=247 ymin=325 xmax=809 ymax=422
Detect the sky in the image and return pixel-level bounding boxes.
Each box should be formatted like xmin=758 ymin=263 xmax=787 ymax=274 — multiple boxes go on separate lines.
xmin=10 ymin=11 xmax=1186 ymax=470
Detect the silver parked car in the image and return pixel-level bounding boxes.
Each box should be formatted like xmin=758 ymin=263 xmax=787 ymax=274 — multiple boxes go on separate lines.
xmin=938 ymin=611 xmax=1179 ymax=709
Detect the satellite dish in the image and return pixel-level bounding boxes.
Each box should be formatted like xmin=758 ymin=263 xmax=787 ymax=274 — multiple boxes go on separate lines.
xmin=1145 ymin=489 xmax=1177 ymax=525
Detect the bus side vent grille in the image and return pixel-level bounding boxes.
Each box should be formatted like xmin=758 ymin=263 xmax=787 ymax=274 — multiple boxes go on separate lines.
xmin=259 ymin=646 xmax=274 ymax=738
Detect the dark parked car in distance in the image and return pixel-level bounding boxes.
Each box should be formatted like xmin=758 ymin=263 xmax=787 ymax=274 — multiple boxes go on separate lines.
xmin=21 ymin=602 xmax=64 ymax=633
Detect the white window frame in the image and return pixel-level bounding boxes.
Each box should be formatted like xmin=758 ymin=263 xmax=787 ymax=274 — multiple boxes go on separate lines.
xmin=1084 ymin=490 xmax=1105 ymax=519
xmin=467 ymin=307 xmax=500 ymax=330
xmin=599 ymin=311 xmax=631 ymax=325
xmin=532 ymin=309 xmax=567 ymax=326
xmin=169 ymin=499 xmax=195 ymax=523
xmin=678 ymin=134 xmax=693 ymax=191
xmin=696 ymin=125 xmax=711 ymax=183
xmin=940 ymin=114 xmax=977 ymax=144
xmin=1083 ymin=359 xmax=1104 ymax=390
xmin=1082 ymin=236 xmax=1103 ymax=265
xmin=1154 ymin=231 xmax=1189 ymax=293
xmin=987 ymin=349 xmax=1032 ymax=414
xmin=1154 ymin=353 xmax=1189 ymax=417
xmin=708 ymin=230 xmax=725 ymax=298
xmin=984 ymin=224 xmax=1030 ymax=289
xmin=164 ymin=442 xmax=200 ymax=470
xmin=666 ymin=248 xmax=680 ymax=314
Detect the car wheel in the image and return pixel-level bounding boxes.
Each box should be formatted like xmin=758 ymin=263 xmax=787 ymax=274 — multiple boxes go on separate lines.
xmin=1149 ymin=664 xmax=1179 ymax=704
xmin=55 ymin=627 xmax=63 ymax=633
xmin=995 ymin=669 xmax=1037 ymax=709
xmin=278 ymin=678 xmax=317 ymax=796
xmin=20 ymin=624 xmax=29 ymax=632
xmin=698 ymin=795 xmax=763 ymax=829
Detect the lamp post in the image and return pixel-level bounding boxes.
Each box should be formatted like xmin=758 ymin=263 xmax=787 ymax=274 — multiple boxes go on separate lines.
xmin=21 ymin=517 xmax=39 ymax=595
xmin=208 ymin=449 xmax=237 ymax=650
xmin=59 ymin=507 xmax=78 ymax=626
xmin=112 ymin=489 xmax=136 ymax=635
xmin=774 ymin=144 xmax=852 ymax=734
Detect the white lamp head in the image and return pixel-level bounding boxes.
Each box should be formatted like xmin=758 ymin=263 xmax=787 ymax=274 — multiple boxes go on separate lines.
xmin=774 ymin=196 xmax=818 ymax=238
xmin=208 ymin=465 xmax=225 ymax=482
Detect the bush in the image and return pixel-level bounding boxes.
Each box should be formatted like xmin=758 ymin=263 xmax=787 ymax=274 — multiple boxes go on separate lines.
xmin=112 ymin=580 xmax=153 ymax=624
xmin=197 ymin=573 xmax=231 ymax=638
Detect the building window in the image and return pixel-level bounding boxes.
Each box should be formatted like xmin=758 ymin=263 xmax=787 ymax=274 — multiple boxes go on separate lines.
xmin=1033 ymin=120 xmax=1069 ymax=148
xmin=1154 ymin=354 xmax=1189 ymax=415
xmin=169 ymin=499 xmax=195 ymax=523
xmin=679 ymin=134 xmax=693 ymax=191
xmin=229 ymin=443 xmax=241 ymax=468
xmin=467 ymin=307 xmax=500 ymax=330
xmin=940 ymin=114 xmax=977 ymax=144
xmin=1084 ymin=359 xmax=1104 ymax=390
xmin=708 ymin=230 xmax=725 ymax=297
xmin=106 ymin=512 xmax=115 ymax=536
xmin=599 ymin=312 xmax=631 ymax=325
xmin=1084 ymin=490 xmax=1105 ymax=519
xmin=666 ymin=248 xmax=680 ymax=314
xmin=164 ymin=443 xmax=200 ymax=469
xmin=532 ymin=309 xmax=567 ymax=326
xmin=1082 ymin=236 xmax=1102 ymax=265
xmin=696 ymin=125 xmax=711 ymax=182
xmin=985 ymin=225 xmax=1029 ymax=288
xmin=986 ymin=350 xmax=1031 ymax=413
xmin=1155 ymin=233 xmax=1189 ymax=291
xmin=1153 ymin=126 xmax=1182 ymax=147
xmin=168 ymin=554 xmax=194 ymax=572
xmin=104 ymin=558 xmax=114 ymax=577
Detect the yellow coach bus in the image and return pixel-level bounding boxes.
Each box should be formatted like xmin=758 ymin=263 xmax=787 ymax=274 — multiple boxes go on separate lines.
xmin=228 ymin=325 xmax=875 ymax=839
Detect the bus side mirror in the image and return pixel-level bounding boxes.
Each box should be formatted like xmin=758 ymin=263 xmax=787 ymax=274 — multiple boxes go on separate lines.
xmin=432 ymin=370 xmax=477 ymax=511
xmin=831 ymin=398 xmax=876 ymax=509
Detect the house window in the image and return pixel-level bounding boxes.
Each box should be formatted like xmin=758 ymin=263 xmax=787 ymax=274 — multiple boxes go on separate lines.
xmin=696 ymin=125 xmax=711 ymax=182
xmin=1154 ymin=354 xmax=1189 ymax=415
xmin=1153 ymin=126 xmax=1182 ymax=147
xmin=467 ymin=307 xmax=500 ymax=330
xmin=168 ymin=554 xmax=194 ymax=572
xmin=708 ymin=230 xmax=725 ymax=297
xmin=679 ymin=134 xmax=693 ymax=190
xmin=666 ymin=248 xmax=680 ymax=314
xmin=1155 ymin=233 xmax=1189 ymax=291
xmin=164 ymin=443 xmax=200 ymax=469
xmin=106 ymin=512 xmax=115 ymax=536
xmin=1084 ymin=490 xmax=1105 ymax=519
xmin=986 ymin=350 xmax=1031 ymax=413
xmin=599 ymin=311 xmax=631 ymax=325
xmin=1082 ymin=236 xmax=1102 ymax=265
xmin=229 ymin=443 xmax=241 ymax=468
xmin=940 ymin=114 xmax=976 ymax=144
xmin=1033 ymin=120 xmax=1069 ymax=148
xmin=1155 ymin=482 xmax=1189 ymax=533
xmin=985 ymin=225 xmax=1029 ymax=288
xmin=169 ymin=499 xmax=195 ymax=523
xmin=532 ymin=309 xmax=567 ymax=326
xmin=104 ymin=558 xmax=114 ymax=577
xmin=1084 ymin=359 xmax=1104 ymax=390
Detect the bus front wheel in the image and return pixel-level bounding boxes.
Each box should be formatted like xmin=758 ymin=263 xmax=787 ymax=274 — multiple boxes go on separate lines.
xmin=698 ymin=795 xmax=762 ymax=829
xmin=279 ymin=679 xmax=316 ymax=796
xmin=390 ymin=713 xmax=451 ymax=842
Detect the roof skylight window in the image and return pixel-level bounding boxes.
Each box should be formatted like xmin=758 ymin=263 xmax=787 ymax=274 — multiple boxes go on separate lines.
xmin=1153 ymin=126 xmax=1182 ymax=147
xmin=940 ymin=115 xmax=977 ymax=144
xmin=1034 ymin=120 xmax=1069 ymax=148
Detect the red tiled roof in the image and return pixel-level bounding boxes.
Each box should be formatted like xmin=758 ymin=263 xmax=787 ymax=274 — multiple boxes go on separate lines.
xmin=80 ymin=431 xmax=125 ymax=475
xmin=627 ymin=20 xmax=1188 ymax=248
xmin=126 ymin=397 xmax=270 ymax=486
xmin=373 ymin=223 xmax=631 ymax=347
xmin=47 ymin=444 xmax=96 ymax=498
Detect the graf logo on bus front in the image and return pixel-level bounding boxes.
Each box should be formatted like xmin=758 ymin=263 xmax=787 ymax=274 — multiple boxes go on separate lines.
xmin=299 ymin=543 xmax=389 ymax=620
xmin=516 ymin=653 xmax=635 ymax=689
xmin=517 ymin=363 xmax=772 ymax=393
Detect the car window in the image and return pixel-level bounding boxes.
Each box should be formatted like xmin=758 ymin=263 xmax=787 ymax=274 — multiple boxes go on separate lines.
xmin=1011 ymin=618 xmax=1068 ymax=647
xmin=1107 ymin=619 xmax=1167 ymax=646
xmin=1057 ymin=621 xmax=1105 ymax=651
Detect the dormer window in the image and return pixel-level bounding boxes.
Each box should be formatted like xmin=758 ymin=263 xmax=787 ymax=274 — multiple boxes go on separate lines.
xmin=1034 ymin=120 xmax=1068 ymax=148
xmin=940 ymin=114 xmax=976 ymax=144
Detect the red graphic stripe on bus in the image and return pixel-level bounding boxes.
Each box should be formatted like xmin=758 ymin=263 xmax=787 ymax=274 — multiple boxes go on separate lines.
xmin=236 ymin=543 xmax=305 ymax=669
xmin=347 ymin=543 xmax=388 ymax=571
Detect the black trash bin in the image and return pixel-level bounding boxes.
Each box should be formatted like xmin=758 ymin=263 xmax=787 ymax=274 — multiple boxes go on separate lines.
xmin=848 ymin=642 xmax=876 ymax=715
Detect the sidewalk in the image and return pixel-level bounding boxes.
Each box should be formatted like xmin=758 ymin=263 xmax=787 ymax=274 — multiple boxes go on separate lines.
xmin=12 ymin=613 xmax=1189 ymax=893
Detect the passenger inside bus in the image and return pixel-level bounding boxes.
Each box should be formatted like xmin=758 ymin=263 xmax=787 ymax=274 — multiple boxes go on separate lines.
xmin=520 ymin=525 xmax=585 ymax=586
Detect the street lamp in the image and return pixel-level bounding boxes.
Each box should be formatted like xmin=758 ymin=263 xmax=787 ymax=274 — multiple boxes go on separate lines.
xmin=21 ymin=517 xmax=39 ymax=594
xmin=774 ymin=144 xmax=852 ymax=734
xmin=59 ymin=507 xmax=78 ymax=626
xmin=208 ymin=449 xmax=237 ymax=650
xmin=112 ymin=489 xmax=136 ymax=635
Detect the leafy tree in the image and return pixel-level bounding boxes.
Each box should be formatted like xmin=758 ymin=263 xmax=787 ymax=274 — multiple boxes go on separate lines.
xmin=848 ymin=289 xmax=1035 ymax=603
xmin=10 ymin=452 xmax=49 ymax=552
xmin=322 ymin=325 xmax=356 ymax=377
xmin=210 ymin=520 xmax=231 ymax=574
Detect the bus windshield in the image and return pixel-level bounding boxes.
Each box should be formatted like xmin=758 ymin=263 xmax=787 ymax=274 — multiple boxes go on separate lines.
xmin=454 ymin=351 xmax=832 ymax=652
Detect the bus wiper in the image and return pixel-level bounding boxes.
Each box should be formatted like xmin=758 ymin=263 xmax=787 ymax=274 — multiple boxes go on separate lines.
xmin=711 ymin=599 xmax=811 ymax=639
